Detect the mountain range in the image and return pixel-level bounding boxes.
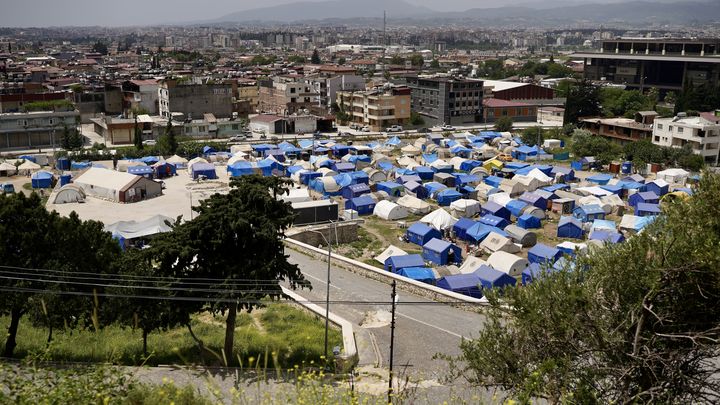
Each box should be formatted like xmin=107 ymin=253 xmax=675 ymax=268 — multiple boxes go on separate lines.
xmin=207 ymin=0 xmax=720 ymax=24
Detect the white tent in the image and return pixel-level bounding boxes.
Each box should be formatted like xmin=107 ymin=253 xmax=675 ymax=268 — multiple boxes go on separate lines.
xmin=578 ymin=195 xmax=611 ymax=214
xmin=281 ymin=188 xmax=311 ymax=203
xmin=526 ymin=168 xmax=553 ymax=185
xmin=480 ymin=232 xmax=521 ymax=254
xmin=397 ymin=156 xmax=419 ymax=168
xmin=400 ymin=145 xmax=421 ymax=156
xmin=363 ymin=168 xmax=387 ymax=183
xmin=420 ymin=208 xmax=458 ymax=231
xmin=227 ymin=155 xmax=247 ymax=166
xmin=448 ymin=156 xmax=467 ymax=171
xmin=504 ymin=224 xmax=537 ymax=247
xmin=373 ymin=200 xmax=408 ymax=220
xmin=375 ymin=245 xmax=409 ymax=264
xmin=499 ymin=178 xmax=525 ymax=196
xmin=488 ymin=192 xmax=513 ymax=206
xmin=319 ymin=177 xmax=340 ymax=193
xmin=601 ymin=194 xmax=626 ymax=214
xmin=166 ymin=155 xmax=188 ymax=168
xmin=0 ymin=162 xmax=17 ymax=176
xmin=556 ymin=241 xmax=589 ymax=255
xmin=187 ymin=157 xmax=209 ymax=168
xmin=51 ymin=184 xmax=86 ymax=204
xmin=230 ymin=144 xmax=252 ymax=154
xmin=487 ymin=251 xmax=529 ymax=277
xmin=449 ymin=199 xmax=481 ymax=217
xmin=317 ymin=167 xmax=338 ymax=177
xmin=576 ymin=186 xmax=613 ymax=197
xmin=474 ymin=182 xmax=496 ymax=199
xmin=429 ymin=159 xmax=451 ymax=170
xmin=414 ymin=138 xmax=429 ymax=149
xmin=396 ymin=195 xmax=431 ymax=214
xmin=512 ymin=175 xmax=541 ymax=193
xmin=458 ymin=256 xmax=488 ymax=274
xmin=18 ymin=160 xmax=41 ymax=174
xmin=371 ymin=154 xmax=392 ymax=165
xmin=313 ymin=156 xmax=331 ymax=169
xmin=104 ymin=215 xmax=174 ymax=239
xmin=656 ymin=168 xmax=689 ymax=185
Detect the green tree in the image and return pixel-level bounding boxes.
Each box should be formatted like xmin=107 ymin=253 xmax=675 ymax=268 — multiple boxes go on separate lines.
xmin=149 ymin=175 xmax=308 ymax=364
xmin=409 ymin=112 xmax=425 ymax=126
xmin=389 ymin=55 xmax=405 ymax=65
xmin=157 ymin=119 xmax=177 ymax=156
xmin=311 ymin=49 xmax=321 ymax=64
xmin=430 ymin=59 xmax=440 ymax=69
xmin=337 ymin=57 xmax=346 ymax=65
xmin=409 ymin=54 xmax=425 ymax=67
xmin=92 ymin=41 xmax=108 ymax=55
xmin=570 ymin=129 xmax=621 ymax=164
xmin=520 ymin=126 xmax=544 ymax=146
xmin=287 ymin=55 xmax=306 ymax=64
xmin=494 ymin=116 xmax=513 ymax=132
xmin=443 ymin=173 xmax=720 ymax=403
xmin=600 ymin=88 xmax=653 ymax=118
xmin=134 ymin=116 xmax=143 ymax=151
xmin=563 ymin=80 xmax=601 ymax=125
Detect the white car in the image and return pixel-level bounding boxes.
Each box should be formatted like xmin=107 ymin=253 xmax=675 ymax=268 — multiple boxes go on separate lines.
xmin=440 ymin=124 xmax=455 ymax=131
xmin=385 ymin=125 xmax=403 ymax=132
xmin=142 ymin=140 xmax=157 ymax=146
xmin=360 ymin=126 xmax=370 ymax=132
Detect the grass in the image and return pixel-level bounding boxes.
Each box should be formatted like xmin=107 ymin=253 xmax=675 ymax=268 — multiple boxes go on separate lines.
xmin=0 ymin=303 xmax=342 ymax=368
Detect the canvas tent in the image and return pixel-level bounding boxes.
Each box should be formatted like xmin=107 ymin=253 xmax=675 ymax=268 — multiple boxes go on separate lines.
xmin=73 ymin=168 xmax=162 ymax=203
xmin=480 ymin=232 xmax=520 ymax=254
xmin=396 ymin=195 xmax=431 ymax=214
xmin=375 ymin=245 xmax=408 ymax=265
xmin=0 ymin=162 xmax=17 ymax=176
xmin=458 ymin=256 xmax=488 ymax=274
xmin=449 ymin=199 xmax=481 ymax=217
xmin=420 ymin=208 xmax=458 ymax=231
xmin=104 ymin=215 xmax=174 ymax=240
xmin=373 ymin=200 xmax=408 ymax=220
xmin=487 ymin=251 xmax=529 ymax=277
xmin=656 ymin=168 xmax=689 ymax=185
xmin=51 ymin=184 xmax=86 ymax=204
xmin=503 ymin=224 xmax=537 ymax=247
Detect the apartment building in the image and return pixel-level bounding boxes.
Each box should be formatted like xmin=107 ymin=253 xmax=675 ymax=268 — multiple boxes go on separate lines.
xmin=404 ymin=77 xmax=485 ymax=126
xmin=0 ymin=109 xmax=80 ymax=150
xmin=336 ymin=86 xmax=411 ymax=132
xmin=574 ymin=38 xmax=720 ymax=94
xmin=121 ymin=79 xmax=160 ymax=115
xmin=652 ymin=112 xmax=720 ymax=165
xmin=305 ymin=74 xmax=365 ymax=112
xmin=158 ymin=79 xmax=233 ymax=119
xmin=580 ymin=116 xmax=654 ymax=145
xmin=258 ymin=76 xmax=318 ymax=115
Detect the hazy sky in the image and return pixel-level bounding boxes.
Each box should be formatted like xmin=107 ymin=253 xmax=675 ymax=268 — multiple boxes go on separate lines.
xmin=0 ymin=0 xmax=611 ymax=27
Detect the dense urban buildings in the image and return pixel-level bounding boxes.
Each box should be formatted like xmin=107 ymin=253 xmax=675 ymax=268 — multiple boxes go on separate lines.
xmin=404 ymin=77 xmax=485 ymax=126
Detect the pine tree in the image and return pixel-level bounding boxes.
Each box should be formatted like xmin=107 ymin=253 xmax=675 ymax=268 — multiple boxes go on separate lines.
xmin=311 ymin=49 xmax=321 ymax=64
xmin=134 ymin=116 xmax=143 ymax=150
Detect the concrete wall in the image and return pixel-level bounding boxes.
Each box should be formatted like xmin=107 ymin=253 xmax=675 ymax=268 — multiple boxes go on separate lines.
xmin=288 ymin=221 xmax=360 ymax=246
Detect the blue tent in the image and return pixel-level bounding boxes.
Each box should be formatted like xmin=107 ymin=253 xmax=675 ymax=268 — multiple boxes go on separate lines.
xmin=421 ymin=153 xmax=438 ymax=164
xmin=518 ymin=192 xmax=548 ymax=210
xmin=518 ymin=214 xmax=541 ymax=229
xmin=521 ymin=263 xmax=549 ymax=285
xmin=506 ymin=200 xmax=528 ymax=218
xmin=385 ymin=136 xmax=402 ymax=146
xmin=227 ymin=161 xmax=254 ymax=177
xmin=557 ymin=216 xmax=584 ymax=239
xmin=431 ymin=162 xmax=453 ymax=174
xmin=202 ymin=145 xmax=216 ymax=155
xmin=333 ymin=173 xmax=353 ymax=189
xmin=515 ymin=164 xmax=553 ymax=176
xmin=645 ymin=180 xmax=669 ymax=196
xmin=528 ymin=243 xmax=563 ymax=265
xmin=589 ymin=229 xmax=625 ymax=244
xmin=406 ymin=223 xmax=442 ymax=246
xmin=635 ymin=202 xmax=661 ymax=217
xmin=398 ymin=174 xmax=422 ymax=184
xmin=56 ymin=157 xmax=70 ymax=171
xmin=190 ymin=163 xmax=217 ymax=180
xmin=617 ymin=180 xmax=647 ymax=192
xmin=455 ymin=174 xmax=480 ymax=187
xmin=600 ymin=184 xmax=623 ymax=196
xmin=513 ymin=145 xmax=537 ymax=161
xmin=397 ymin=267 xmax=436 ymax=284
xmin=71 ymin=161 xmax=92 ymax=170
xmin=385 ymin=254 xmax=425 ymax=273
xmin=436 ymin=274 xmax=482 ymax=298
xmin=484 ymin=175 xmax=503 ymax=188
xmin=543 ymin=183 xmax=571 ymax=193
xmin=404 ymin=181 xmax=428 ymax=199
xmin=422 ymin=238 xmax=462 ymax=265
xmin=415 ymin=166 xmax=434 ymax=180
xmin=139 ymin=156 xmax=161 ymax=165
xmin=154 ymin=162 xmax=177 ymax=178
xmin=127 ymin=165 xmax=154 ymax=178
xmin=473 ymin=265 xmax=516 ymax=289
xmin=342 ymin=183 xmax=371 ymax=199
xmin=331 ymin=144 xmax=353 ymax=157
xmin=573 ymin=204 xmax=606 ymax=222
xmin=481 ymin=201 xmax=511 ymax=221
xmin=479 ymin=214 xmax=509 ymax=229
xmin=504 ymin=162 xmax=529 ymax=171
xmin=30 ymin=171 xmax=53 ymax=188
xmin=423 ymin=182 xmax=447 ymax=197
xmin=345 ymin=195 xmax=376 ymax=215
xmin=299 ymin=171 xmax=322 ymax=185
xmin=346 ymin=154 xmax=371 ymax=165
xmin=331 ymin=161 xmax=355 ymax=172
xmin=19 ymin=155 xmax=36 ymax=162
xmin=629 ymin=191 xmax=659 ymax=208
xmin=436 ymin=188 xmax=462 ymax=206
xmin=465 ymin=223 xmax=507 ymax=243
xmin=459 ymin=160 xmax=482 ymax=172
xmin=586 ymin=173 xmax=613 ymax=185
xmin=348 ymin=171 xmax=369 ymax=185
xmin=551 ymin=166 xmax=575 ymax=181
xmin=452 ymin=218 xmax=477 ymax=240
xmin=376 ymin=181 xmax=403 ymax=197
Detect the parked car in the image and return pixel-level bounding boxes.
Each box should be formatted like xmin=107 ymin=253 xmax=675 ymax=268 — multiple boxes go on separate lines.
xmin=439 ymin=124 xmax=455 ymax=131
xmin=1 ymin=183 xmax=15 ymax=194
xmin=349 ymin=123 xmax=360 ymax=130
xmin=228 ymin=135 xmax=247 ymax=142
xmin=142 ymin=140 xmax=157 ymax=146
xmin=386 ymin=125 xmax=403 ymax=132
xmin=360 ymin=126 xmax=370 ymax=132
xmin=417 ymin=127 xmax=430 ymax=133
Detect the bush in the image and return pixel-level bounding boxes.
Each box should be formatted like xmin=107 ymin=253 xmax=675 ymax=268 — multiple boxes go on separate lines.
xmin=494 ymin=116 xmax=513 ymax=132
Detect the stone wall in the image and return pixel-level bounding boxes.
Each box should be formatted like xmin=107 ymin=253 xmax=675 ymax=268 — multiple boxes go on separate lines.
xmin=288 ymin=221 xmax=360 ymax=247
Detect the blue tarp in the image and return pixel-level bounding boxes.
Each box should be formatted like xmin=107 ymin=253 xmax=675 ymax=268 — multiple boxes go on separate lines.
xmin=557 ymin=216 xmax=584 ymax=239
xmin=589 ymin=229 xmax=625 ymax=244
xmin=455 ymin=174 xmax=480 ymax=186
xmin=127 ymin=165 xmax=154 ymax=177
xmin=528 ymin=243 xmax=562 ymax=265
xmin=437 ymin=274 xmax=482 ymax=298
xmin=342 ymin=183 xmax=371 ymax=199
xmin=518 ymin=214 xmax=541 ymax=229
xmin=521 ymin=263 xmax=548 ymax=285
xmin=332 ymin=162 xmax=355 ymax=172
xmin=422 ymin=238 xmax=462 ymax=265
xmin=385 ymin=254 xmax=425 ymax=273
xmin=30 ymin=171 xmax=53 ymax=188
xmin=452 ymin=218 xmax=476 ymax=240
xmin=202 ymin=146 xmax=216 ymax=154
xmin=506 ymin=200 xmax=528 ymax=218
xmin=481 ymin=201 xmax=511 ymax=221
xmin=139 ymin=156 xmax=161 ymax=165
xmin=386 ymin=136 xmax=402 ymax=146
xmin=70 ymin=161 xmax=92 ymax=170
xmin=586 ymin=173 xmax=613 ymax=185
xmin=484 ymin=175 xmax=503 ymax=188
xmin=406 ymin=223 xmax=442 ymax=246
xmin=422 ymin=153 xmax=438 ymax=164
xmin=397 ymin=267 xmax=436 ymax=284
xmin=377 ymin=181 xmax=403 ymax=197
xmin=299 ymin=171 xmax=322 ymax=185
xmin=423 ymin=182 xmax=447 ymax=197
xmin=190 ymin=163 xmax=217 ymax=180
xmin=479 ymin=214 xmax=509 ymax=229
xmin=465 ymin=223 xmax=508 ymax=243
xmin=227 ymin=161 xmax=254 ymax=177
xmin=636 ymin=202 xmax=661 ymax=216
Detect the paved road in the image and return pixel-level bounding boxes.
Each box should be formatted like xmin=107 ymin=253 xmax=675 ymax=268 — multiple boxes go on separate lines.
xmin=285 ymin=248 xmax=486 ymax=381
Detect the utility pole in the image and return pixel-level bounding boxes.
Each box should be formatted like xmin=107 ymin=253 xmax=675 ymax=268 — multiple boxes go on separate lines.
xmin=388 ymin=280 xmax=397 ymax=404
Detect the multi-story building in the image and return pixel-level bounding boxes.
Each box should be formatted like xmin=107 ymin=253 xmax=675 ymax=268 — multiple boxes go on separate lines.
xmin=258 ymin=76 xmax=318 ymax=115
xmin=336 ymin=86 xmax=411 ymax=132
xmin=158 ymin=79 xmax=233 ymax=119
xmin=0 ymin=109 xmax=80 ymax=150
xmin=0 ymin=92 xmax=68 ymax=113
xmin=652 ymin=112 xmax=720 ymax=165
xmin=121 ymin=79 xmax=160 ymax=115
xmin=574 ymin=38 xmax=720 ymax=95
xmin=404 ymin=77 xmax=484 ymax=126
xmin=305 ymin=74 xmax=365 ymax=113
xmin=580 ymin=116 xmax=654 ymax=145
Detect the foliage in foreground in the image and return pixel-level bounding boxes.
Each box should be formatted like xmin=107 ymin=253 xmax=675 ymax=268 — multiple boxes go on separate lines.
xmin=445 ymin=173 xmax=720 ymax=404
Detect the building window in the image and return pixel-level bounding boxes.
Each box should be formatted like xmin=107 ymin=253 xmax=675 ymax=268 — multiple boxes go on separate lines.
xmin=656 ymin=123 xmax=663 ymax=130
xmin=677 ymin=127 xmax=684 ymax=133
xmin=654 ymin=136 xmax=660 ymax=142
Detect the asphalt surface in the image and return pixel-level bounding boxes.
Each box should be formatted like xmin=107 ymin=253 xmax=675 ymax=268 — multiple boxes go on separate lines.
xmin=285 ymin=248 xmax=487 ymax=381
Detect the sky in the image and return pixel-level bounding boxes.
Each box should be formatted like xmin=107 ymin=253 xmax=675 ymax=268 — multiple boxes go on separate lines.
xmin=0 ymin=0 xmax=621 ymax=27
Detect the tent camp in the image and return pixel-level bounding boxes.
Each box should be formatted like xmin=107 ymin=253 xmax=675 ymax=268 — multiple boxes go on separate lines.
xmin=31 ymin=170 xmax=54 ymax=188
xmin=436 ymin=274 xmax=483 ymax=298
xmin=422 ymin=238 xmax=462 ymax=266
xmin=480 ymin=232 xmax=521 ymax=254
xmin=406 ymin=222 xmax=442 ymax=246
xmin=104 ymin=215 xmax=174 ymax=240
xmin=73 ymin=168 xmax=162 ymax=203
xmin=373 ymin=200 xmax=408 ymax=220
xmin=420 ymin=208 xmax=458 ymax=231
xmin=346 ymin=195 xmax=376 ymax=215
xmin=458 ymin=256 xmax=488 ymax=274
xmin=396 ymin=195 xmax=431 ymax=214
xmin=51 ymin=184 xmax=85 ymax=204
xmin=473 ymin=265 xmax=516 ymax=289
xmin=528 ymin=243 xmax=563 ymax=265
xmin=375 ymin=245 xmax=408 ymax=264
xmin=487 ymin=251 xmax=529 ymax=277
xmin=504 ymin=224 xmax=537 ymax=247
xmin=449 ymin=199 xmax=480 ymax=217
xmin=384 ymin=254 xmax=425 ymax=273
xmin=557 ymin=216 xmax=584 ymax=239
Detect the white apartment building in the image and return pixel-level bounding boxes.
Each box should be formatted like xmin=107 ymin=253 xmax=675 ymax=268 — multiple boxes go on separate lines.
xmin=0 ymin=110 xmax=80 ymax=150
xmin=652 ymin=112 xmax=720 ymax=165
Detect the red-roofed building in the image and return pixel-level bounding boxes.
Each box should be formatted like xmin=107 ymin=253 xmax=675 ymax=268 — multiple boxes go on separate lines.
xmin=483 ymin=98 xmax=537 ymax=123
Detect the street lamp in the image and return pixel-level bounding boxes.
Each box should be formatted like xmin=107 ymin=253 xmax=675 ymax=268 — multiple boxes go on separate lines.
xmin=306 ymin=226 xmax=335 ymax=360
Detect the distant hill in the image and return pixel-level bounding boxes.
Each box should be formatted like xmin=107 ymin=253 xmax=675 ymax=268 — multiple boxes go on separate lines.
xmin=213 ymin=0 xmax=435 ymax=23
xmin=210 ymin=0 xmax=720 ymax=24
